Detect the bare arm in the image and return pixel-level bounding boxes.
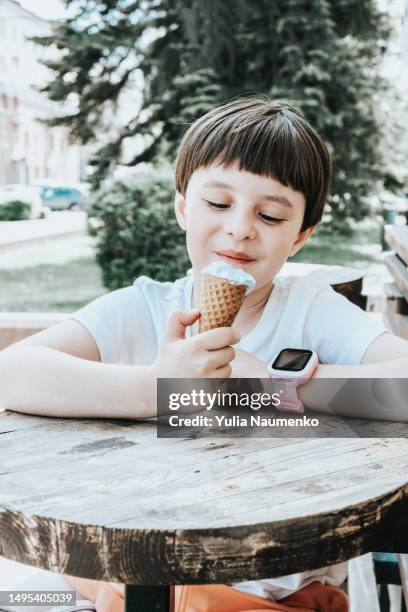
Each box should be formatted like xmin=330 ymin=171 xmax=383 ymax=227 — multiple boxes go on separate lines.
xmin=300 ymin=333 xmax=408 ymax=419
xmin=0 ymin=312 xmax=238 ymax=420
xmin=0 ymin=320 xmax=152 ymax=419
xmin=231 ymin=333 xmax=408 ymax=422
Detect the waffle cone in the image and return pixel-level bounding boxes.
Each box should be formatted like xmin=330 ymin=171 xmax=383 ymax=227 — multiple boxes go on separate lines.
xmin=199 ymin=274 xmax=247 ymax=332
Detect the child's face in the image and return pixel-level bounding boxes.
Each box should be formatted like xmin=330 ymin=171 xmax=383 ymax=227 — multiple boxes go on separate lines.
xmin=175 ymin=163 xmax=315 ymax=290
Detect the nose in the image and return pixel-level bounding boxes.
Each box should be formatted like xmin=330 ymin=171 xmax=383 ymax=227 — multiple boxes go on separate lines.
xmin=224 ymin=209 xmax=256 ymax=241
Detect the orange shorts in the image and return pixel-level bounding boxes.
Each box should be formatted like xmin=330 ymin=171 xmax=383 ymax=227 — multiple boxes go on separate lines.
xmin=65 ymin=576 xmax=348 ymax=611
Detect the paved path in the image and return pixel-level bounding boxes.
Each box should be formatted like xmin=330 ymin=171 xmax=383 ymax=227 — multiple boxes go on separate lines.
xmin=0 ymin=233 xmax=96 ymax=270
xmin=0 ymin=212 xmax=87 ymax=247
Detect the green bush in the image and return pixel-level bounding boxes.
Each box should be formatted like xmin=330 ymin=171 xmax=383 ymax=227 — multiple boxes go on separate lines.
xmin=87 ymin=173 xmax=190 ymax=290
xmin=0 ymin=200 xmax=31 ymax=221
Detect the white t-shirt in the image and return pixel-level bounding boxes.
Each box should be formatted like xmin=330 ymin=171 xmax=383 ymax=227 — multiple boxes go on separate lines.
xmin=71 ymin=271 xmax=389 ymax=602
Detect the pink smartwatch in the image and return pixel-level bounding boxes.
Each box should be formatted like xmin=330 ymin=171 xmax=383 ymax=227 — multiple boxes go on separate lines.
xmin=267 ymin=348 xmax=318 ymax=413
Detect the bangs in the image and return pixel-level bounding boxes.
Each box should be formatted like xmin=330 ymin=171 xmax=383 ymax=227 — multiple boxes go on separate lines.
xmin=175 ymin=98 xmax=332 ymax=230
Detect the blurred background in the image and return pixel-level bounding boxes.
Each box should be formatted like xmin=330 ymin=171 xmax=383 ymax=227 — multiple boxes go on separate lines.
xmin=0 ymin=0 xmax=407 ymax=313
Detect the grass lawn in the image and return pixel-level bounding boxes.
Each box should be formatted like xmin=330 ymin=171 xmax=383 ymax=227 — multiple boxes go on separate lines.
xmin=292 ymin=218 xmax=384 ymax=268
xmin=0 ymin=257 xmax=106 ymax=312
xmin=0 ymin=219 xmax=386 ymax=313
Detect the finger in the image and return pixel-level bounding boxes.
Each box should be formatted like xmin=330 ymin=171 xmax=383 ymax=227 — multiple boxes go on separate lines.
xmin=196 ymin=327 xmax=241 ymax=350
xmin=209 ymin=364 xmax=232 ymax=379
xmin=165 ymin=309 xmax=200 ymax=341
xmin=206 ymin=346 xmax=235 ymax=369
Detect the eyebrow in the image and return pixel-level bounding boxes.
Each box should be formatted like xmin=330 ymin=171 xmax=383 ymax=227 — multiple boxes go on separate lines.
xmin=202 ymin=180 xmax=294 ymax=209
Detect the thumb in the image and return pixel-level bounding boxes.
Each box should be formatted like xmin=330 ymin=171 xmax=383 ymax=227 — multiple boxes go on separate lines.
xmin=165 ymin=309 xmax=200 ymax=341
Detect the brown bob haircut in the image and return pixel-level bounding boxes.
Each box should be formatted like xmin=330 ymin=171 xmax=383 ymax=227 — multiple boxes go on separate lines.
xmin=174 ymin=96 xmax=332 ymax=231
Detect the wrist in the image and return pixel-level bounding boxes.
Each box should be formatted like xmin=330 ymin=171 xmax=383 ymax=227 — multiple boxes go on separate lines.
xmin=127 ymin=365 xmax=157 ymax=419
xmin=256 ymin=361 xmax=269 ymax=378
xmin=267 ymin=349 xmax=318 ymax=414
xmin=230 ymin=348 xmax=269 ymax=378
xmin=143 ymin=365 xmax=158 ymax=418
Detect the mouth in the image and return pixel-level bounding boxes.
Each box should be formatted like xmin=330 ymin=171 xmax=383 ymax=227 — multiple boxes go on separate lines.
xmin=215 ymin=251 xmax=256 ymax=265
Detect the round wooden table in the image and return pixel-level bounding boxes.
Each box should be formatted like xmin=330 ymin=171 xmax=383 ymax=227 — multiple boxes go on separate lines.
xmin=1 ymin=409 xmax=408 ymax=611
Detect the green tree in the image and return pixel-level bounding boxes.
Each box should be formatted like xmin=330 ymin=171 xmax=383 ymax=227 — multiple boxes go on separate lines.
xmin=37 ymin=0 xmax=391 ymax=231
xmin=87 ymin=172 xmax=190 ymax=288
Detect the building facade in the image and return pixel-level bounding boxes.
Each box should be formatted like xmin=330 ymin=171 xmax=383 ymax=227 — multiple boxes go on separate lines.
xmin=378 ymin=0 xmax=408 ymax=91
xmin=0 ymin=0 xmax=81 ymax=186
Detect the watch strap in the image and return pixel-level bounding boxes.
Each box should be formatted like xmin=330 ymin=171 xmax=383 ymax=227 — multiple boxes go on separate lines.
xmin=275 ymin=379 xmax=304 ymax=414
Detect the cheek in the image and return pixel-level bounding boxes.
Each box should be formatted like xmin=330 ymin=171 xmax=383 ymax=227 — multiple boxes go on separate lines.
xmin=186 ymin=206 xmax=217 ymax=237
xmin=258 ymin=228 xmax=300 ymax=269
xmin=279 ymin=220 xmax=302 ymax=245
xmin=263 ymin=224 xmax=296 ymax=249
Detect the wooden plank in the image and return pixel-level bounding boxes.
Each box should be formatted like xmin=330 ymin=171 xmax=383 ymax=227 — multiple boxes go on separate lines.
xmin=385 ymin=226 xmax=408 ymax=264
xmin=398 ymin=554 xmax=408 ymax=608
xmin=385 ymin=283 xmax=408 ymax=314
xmin=3 ymin=437 xmax=408 ymax=529
xmin=384 ymin=311 xmax=408 ymax=340
xmin=0 ymin=313 xmax=65 ymax=350
xmin=348 ymin=553 xmax=380 ymax=612
xmin=0 ymin=313 xmax=66 ymax=327
xmin=386 ymin=298 xmax=408 ymax=316
xmin=279 ymin=263 xmax=364 ymax=306
xmin=384 ymin=254 xmax=408 ymax=303
xmin=3 ymin=428 xmax=408 ymax=523
xmin=0 ymin=327 xmax=47 ymax=350
xmin=385 ymin=282 xmax=405 ymax=300
xmin=1 ymin=420 xmax=408 ymax=523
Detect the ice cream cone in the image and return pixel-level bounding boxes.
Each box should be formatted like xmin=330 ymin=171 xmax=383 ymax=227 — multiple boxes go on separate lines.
xmin=199 ymin=274 xmax=247 ymax=332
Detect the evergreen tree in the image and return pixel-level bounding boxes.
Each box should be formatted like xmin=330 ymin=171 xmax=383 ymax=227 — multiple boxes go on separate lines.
xmin=36 ymin=0 xmax=391 ymax=230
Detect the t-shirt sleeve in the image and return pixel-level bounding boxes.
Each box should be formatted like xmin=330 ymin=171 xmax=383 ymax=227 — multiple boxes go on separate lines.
xmin=69 ymin=285 xmax=157 ymax=365
xmin=303 ymin=285 xmax=390 ymax=365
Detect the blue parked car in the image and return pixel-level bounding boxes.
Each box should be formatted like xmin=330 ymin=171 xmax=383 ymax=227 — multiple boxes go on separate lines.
xmin=39 ymin=186 xmax=82 ymax=211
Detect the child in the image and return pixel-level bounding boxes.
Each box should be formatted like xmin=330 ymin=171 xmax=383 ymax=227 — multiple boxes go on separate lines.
xmin=1 ymin=97 xmax=408 ymax=611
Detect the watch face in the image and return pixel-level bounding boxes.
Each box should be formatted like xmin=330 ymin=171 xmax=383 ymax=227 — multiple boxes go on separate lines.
xmin=272 ymin=349 xmax=313 ymax=372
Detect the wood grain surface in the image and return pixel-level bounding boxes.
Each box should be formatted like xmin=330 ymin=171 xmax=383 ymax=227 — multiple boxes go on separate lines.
xmin=348 ymin=553 xmax=380 ymax=612
xmin=385 ymin=226 xmax=408 ymax=266
xmin=385 ymin=254 xmax=408 ymax=304
xmin=1 ymin=410 xmax=408 ymax=584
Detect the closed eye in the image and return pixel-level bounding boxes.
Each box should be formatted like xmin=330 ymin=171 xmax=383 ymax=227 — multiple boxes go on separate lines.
xmin=205 ymin=200 xmax=230 ymax=209
xmin=205 ymin=201 xmax=284 ymax=223
xmin=258 ymin=213 xmax=285 ymax=223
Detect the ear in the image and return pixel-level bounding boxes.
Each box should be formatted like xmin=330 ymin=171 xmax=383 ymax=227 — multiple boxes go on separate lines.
xmin=289 ymin=224 xmax=317 ymax=257
xmin=174 ymin=192 xmax=187 ymax=230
